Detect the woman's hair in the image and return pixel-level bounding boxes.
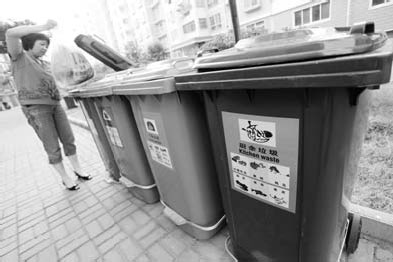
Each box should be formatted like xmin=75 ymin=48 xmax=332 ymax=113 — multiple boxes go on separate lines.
xmin=21 ymin=33 xmax=50 ymax=51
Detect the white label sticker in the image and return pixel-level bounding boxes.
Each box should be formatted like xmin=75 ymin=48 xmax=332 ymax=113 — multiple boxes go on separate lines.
xmin=147 ymin=141 xmax=173 ymax=169
xmin=106 ymin=126 xmax=123 ymax=148
xmin=223 ymin=112 xmax=299 ymax=213
xmin=144 ymin=118 xmax=159 ymax=135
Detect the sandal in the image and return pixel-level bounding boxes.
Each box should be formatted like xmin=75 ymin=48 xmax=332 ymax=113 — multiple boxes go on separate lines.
xmin=74 ymin=171 xmax=93 ymax=180
xmin=62 ymin=182 xmax=80 ymax=191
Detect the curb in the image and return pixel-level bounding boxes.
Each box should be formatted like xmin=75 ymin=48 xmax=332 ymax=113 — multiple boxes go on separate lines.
xmin=350 ymin=203 xmax=393 ymax=244
xmin=68 ymin=117 xmax=90 ymax=130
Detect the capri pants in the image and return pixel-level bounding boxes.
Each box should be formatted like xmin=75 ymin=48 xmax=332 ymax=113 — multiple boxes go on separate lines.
xmin=21 ymin=104 xmax=76 ymax=164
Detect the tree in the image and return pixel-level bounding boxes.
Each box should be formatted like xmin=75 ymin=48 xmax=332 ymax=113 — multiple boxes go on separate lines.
xmin=124 ymin=41 xmax=147 ymax=66
xmin=147 ymin=42 xmax=167 ymax=62
xmin=199 ymin=26 xmax=269 ymax=53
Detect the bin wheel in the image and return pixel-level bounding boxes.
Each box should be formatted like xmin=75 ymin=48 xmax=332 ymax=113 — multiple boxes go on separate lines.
xmin=346 ymin=213 xmax=362 ymax=254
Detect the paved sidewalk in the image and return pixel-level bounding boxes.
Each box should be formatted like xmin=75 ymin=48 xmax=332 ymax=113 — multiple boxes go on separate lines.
xmin=0 ymin=108 xmax=231 ymax=262
xmin=1 ymin=105 xmax=393 ymax=261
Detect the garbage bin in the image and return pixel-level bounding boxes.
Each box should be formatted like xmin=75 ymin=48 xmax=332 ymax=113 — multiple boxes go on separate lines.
xmin=69 ymin=84 xmax=121 ymax=182
xmin=112 ymin=58 xmax=225 ymax=240
xmin=175 ymin=23 xmax=393 ymax=261
xmin=73 ymin=34 xmax=159 ymax=203
xmin=94 ymin=91 xmax=159 ymax=204
xmin=71 ymin=81 xmax=159 ymax=204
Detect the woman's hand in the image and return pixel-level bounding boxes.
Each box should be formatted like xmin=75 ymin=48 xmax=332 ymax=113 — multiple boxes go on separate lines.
xmin=45 ymin=20 xmax=58 ymax=30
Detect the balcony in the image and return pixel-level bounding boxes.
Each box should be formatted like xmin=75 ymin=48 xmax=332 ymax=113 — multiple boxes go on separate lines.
xmin=176 ymin=2 xmax=192 ymax=16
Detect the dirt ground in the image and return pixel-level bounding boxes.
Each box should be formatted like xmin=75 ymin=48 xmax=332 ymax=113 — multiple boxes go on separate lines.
xmin=352 ymin=83 xmax=393 ymax=215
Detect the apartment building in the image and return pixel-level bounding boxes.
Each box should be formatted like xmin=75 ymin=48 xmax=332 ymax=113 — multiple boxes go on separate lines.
xmin=54 ymin=0 xmax=117 ymax=51
xmin=65 ymin=0 xmax=393 ymax=59
xmin=238 ymin=0 xmax=393 ymax=37
xmin=164 ymin=0 xmax=233 ymax=57
xmin=103 ymin=0 xmax=137 ymax=54
xmin=154 ymin=0 xmax=339 ymax=57
xmin=126 ymin=0 xmax=155 ymax=52
xmin=144 ymin=0 xmax=169 ymax=50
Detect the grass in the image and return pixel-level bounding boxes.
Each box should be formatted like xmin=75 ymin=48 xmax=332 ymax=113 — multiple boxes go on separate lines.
xmin=352 ymin=82 xmax=393 ymax=214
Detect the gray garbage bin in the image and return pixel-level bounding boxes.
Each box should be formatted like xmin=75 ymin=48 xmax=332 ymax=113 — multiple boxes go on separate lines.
xmin=175 ymin=23 xmax=393 ymax=261
xmin=71 ymin=81 xmax=159 ymax=204
xmin=112 ymin=58 xmax=225 ymax=240
xmin=70 ymin=87 xmax=121 ymax=182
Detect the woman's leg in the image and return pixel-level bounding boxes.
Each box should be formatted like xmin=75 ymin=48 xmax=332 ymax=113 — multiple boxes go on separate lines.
xmin=52 ymin=161 xmax=79 ymax=189
xmin=21 ymin=105 xmax=78 ymax=188
xmin=53 ymin=104 xmax=91 ymax=178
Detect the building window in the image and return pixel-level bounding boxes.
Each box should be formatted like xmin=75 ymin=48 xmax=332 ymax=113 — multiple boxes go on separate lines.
xmin=196 ymin=0 xmax=205 ymax=7
xmin=302 ymin=8 xmax=310 ymax=24
xmin=255 ymin=21 xmax=264 ymax=28
xmin=209 ymin=13 xmax=222 ymax=30
xmin=371 ymin=0 xmax=392 ymax=6
xmin=244 ymin=0 xmax=260 ymax=11
xmin=183 ymin=21 xmax=196 ymax=33
xmin=294 ymin=1 xmax=330 ymax=26
xmin=199 ymin=18 xmax=208 ymax=29
xmin=311 ymin=5 xmax=320 ymax=22
xmin=207 ymin=0 xmax=218 ymax=8
xmin=247 ymin=21 xmax=264 ymax=29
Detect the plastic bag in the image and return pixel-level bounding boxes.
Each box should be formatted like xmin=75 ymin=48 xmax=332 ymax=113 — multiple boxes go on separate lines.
xmin=50 ymin=44 xmax=94 ymax=90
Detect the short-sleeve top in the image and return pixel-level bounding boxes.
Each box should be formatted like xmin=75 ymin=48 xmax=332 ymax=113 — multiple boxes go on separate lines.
xmin=11 ymin=52 xmax=61 ymax=105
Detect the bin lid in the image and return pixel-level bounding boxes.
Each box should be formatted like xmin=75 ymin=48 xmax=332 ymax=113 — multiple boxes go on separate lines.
xmin=176 ymin=23 xmax=393 ymax=91
xmin=74 ymin=34 xmax=135 ymax=71
xmin=68 ymin=77 xmax=115 ymax=98
xmin=113 ymin=78 xmax=176 ymax=95
xmin=193 ymin=23 xmax=388 ymax=70
xmin=113 ymin=57 xmax=195 ymax=95
xmin=67 ymin=68 xmax=144 ymax=98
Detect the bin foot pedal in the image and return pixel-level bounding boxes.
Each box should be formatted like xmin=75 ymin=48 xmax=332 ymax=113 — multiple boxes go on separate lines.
xmin=119 ymin=176 xmax=156 ymax=189
xmin=161 ymin=200 xmax=226 ymax=231
xmin=346 ymin=212 xmax=362 ymax=254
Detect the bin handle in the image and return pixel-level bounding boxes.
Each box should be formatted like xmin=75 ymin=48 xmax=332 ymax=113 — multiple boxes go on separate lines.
xmin=161 ymin=200 xmax=226 ymax=231
xmin=119 ymin=176 xmax=156 ymax=190
xmin=350 ymin=22 xmax=374 ymax=34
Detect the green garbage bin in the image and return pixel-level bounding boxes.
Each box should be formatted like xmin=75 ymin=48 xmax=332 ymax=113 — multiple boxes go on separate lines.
xmin=71 ymin=81 xmax=159 ymax=204
xmin=175 ymin=23 xmax=393 ymax=261
xmin=95 ymin=93 xmax=159 ymax=204
xmin=112 ymin=58 xmax=225 ymax=240
xmin=70 ymin=87 xmax=121 ymax=182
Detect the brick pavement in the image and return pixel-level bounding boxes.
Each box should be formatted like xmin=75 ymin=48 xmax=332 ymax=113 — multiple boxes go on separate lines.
xmin=1 ymin=105 xmax=393 ymax=261
xmin=0 ymin=108 xmax=232 ymax=262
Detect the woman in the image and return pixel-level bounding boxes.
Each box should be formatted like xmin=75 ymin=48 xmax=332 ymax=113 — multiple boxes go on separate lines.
xmin=6 ymin=20 xmax=92 ymax=190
